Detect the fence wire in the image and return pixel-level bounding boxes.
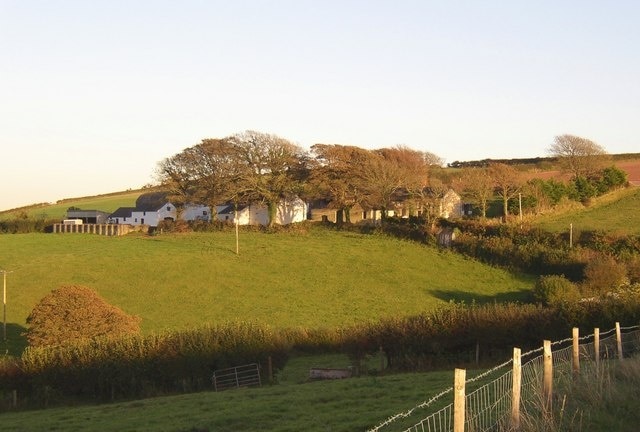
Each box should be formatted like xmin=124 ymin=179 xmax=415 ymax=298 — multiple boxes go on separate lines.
xmin=368 ymin=325 xmax=640 ymax=432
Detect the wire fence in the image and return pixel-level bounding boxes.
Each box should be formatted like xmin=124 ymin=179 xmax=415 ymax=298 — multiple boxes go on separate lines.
xmin=368 ymin=323 xmax=640 ymax=432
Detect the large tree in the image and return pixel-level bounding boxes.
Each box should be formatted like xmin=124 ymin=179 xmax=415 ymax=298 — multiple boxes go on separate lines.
xmin=228 ymin=130 xmax=306 ymax=226
xmin=488 ymin=162 xmax=523 ymax=221
xmin=454 ymin=167 xmax=493 ymax=218
xmin=25 ymin=285 xmax=141 ymax=348
xmin=548 ymin=134 xmax=609 ymax=178
xmin=308 ymin=144 xmax=372 ymax=224
xmin=156 ymin=138 xmax=241 ymax=220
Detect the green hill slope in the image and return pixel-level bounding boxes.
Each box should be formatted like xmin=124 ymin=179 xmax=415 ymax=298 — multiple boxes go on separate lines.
xmin=533 ymin=187 xmax=640 ymax=235
xmin=0 ymin=227 xmax=533 ymax=353
xmin=0 ymin=190 xmax=144 ymax=220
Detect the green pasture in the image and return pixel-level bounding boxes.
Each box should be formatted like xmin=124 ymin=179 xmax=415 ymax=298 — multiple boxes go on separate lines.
xmin=533 ymin=187 xmax=640 ymax=235
xmin=0 ymin=190 xmax=142 ymax=220
xmin=0 ymin=227 xmax=533 ymax=354
xmin=0 ymin=352 xmax=455 ymax=432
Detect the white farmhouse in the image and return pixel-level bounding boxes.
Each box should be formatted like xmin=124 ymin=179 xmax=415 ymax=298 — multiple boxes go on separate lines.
xmin=215 ymin=197 xmax=308 ymax=225
xmin=109 ymin=192 xmax=211 ymax=227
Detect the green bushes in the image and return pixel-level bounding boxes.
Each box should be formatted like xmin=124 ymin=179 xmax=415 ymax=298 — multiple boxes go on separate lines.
xmin=534 ymin=275 xmax=581 ymax=305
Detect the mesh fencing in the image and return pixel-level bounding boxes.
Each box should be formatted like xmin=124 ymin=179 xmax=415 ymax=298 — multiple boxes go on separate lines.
xmin=368 ymin=324 xmax=640 ymax=432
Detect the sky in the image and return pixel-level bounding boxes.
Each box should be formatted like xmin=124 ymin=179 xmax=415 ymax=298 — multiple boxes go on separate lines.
xmin=1 ymin=1 xmax=639 ymax=211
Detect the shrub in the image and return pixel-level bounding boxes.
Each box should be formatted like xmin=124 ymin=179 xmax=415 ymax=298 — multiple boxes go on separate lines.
xmin=534 ymin=275 xmax=581 ymax=305
xmin=25 ymin=285 xmax=141 ymax=348
xmin=582 ymin=255 xmax=628 ymax=296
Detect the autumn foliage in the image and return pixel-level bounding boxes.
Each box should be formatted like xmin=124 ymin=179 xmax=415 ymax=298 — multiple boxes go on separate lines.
xmin=25 ymin=285 xmax=141 ymax=347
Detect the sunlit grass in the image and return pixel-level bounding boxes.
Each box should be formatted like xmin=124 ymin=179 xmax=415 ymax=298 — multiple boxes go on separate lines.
xmin=0 ymin=227 xmax=533 ymax=354
xmin=533 ymin=187 xmax=640 ymax=235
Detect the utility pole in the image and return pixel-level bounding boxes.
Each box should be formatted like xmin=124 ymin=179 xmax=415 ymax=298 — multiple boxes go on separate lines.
xmin=1 ymin=270 xmax=13 ymax=342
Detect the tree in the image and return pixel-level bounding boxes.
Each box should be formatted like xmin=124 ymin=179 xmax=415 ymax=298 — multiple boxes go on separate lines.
xmin=308 ymin=144 xmax=372 ymax=224
xmin=156 ymin=138 xmax=243 ymax=221
xmin=454 ymin=167 xmax=493 ymax=218
xmin=228 ymin=130 xmax=306 ymax=226
xmin=488 ymin=163 xmax=523 ymax=221
xmin=25 ymin=285 xmax=141 ymax=347
xmin=548 ymin=134 xmax=609 ymax=179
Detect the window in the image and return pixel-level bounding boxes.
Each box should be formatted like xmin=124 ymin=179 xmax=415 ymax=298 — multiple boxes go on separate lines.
xmin=203 ymin=210 xmax=208 ymax=216
xmin=167 ymin=206 xmax=171 ymax=211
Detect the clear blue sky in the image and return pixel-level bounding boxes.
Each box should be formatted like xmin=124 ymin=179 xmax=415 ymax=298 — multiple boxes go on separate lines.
xmin=1 ymin=1 xmax=639 ymax=211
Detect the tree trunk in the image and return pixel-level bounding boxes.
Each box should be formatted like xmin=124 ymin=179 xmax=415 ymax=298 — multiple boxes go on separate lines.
xmin=502 ymin=197 xmax=509 ymax=222
xmin=344 ymin=205 xmax=352 ymax=224
xmin=267 ymin=201 xmax=277 ymax=227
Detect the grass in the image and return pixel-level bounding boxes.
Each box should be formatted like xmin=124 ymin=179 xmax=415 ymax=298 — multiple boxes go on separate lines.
xmin=533 ymin=186 xmax=640 ymax=235
xmin=0 ymin=352 xmax=456 ymax=432
xmin=0 ymin=226 xmax=533 ymax=355
xmin=516 ymin=357 xmax=640 ymax=432
xmin=0 ymin=190 xmax=142 ymax=220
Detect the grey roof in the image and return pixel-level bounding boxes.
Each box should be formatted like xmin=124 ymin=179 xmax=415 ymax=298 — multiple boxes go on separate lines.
xmin=109 ymin=207 xmax=135 ymax=218
xmin=135 ymin=192 xmax=170 ymax=211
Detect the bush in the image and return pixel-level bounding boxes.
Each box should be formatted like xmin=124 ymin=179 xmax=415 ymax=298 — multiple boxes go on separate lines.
xmin=534 ymin=275 xmax=581 ymax=305
xmin=582 ymin=255 xmax=628 ymax=296
xmin=25 ymin=285 xmax=141 ymax=348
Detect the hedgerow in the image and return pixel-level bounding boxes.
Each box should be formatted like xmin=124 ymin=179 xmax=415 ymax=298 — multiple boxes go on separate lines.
xmin=3 ymin=300 xmax=640 ymax=410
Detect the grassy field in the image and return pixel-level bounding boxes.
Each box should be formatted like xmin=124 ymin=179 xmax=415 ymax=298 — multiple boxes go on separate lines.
xmin=532 ymin=186 xmax=640 ymax=235
xmin=0 ymin=226 xmax=533 ymax=355
xmin=0 ymin=352 xmax=456 ymax=432
xmin=0 ymin=190 xmax=143 ymax=220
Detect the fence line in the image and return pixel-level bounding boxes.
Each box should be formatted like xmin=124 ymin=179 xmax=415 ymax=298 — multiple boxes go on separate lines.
xmin=368 ymin=322 xmax=640 ymax=432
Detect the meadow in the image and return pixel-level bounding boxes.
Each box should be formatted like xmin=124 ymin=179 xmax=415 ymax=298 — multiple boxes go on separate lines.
xmin=0 ymin=226 xmax=533 ymax=355
xmin=533 ymin=186 xmax=640 ymax=235
xmin=0 ymin=352 xmax=455 ymax=432
xmin=0 ymin=190 xmax=142 ymax=220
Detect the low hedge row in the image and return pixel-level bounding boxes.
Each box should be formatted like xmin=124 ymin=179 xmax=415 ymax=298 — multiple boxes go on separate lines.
xmin=2 ymin=300 xmax=639 ymax=410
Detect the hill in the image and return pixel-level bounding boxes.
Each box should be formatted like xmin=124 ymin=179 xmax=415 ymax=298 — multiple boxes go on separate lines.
xmin=0 ymin=227 xmax=533 ymax=355
xmin=533 ymin=186 xmax=640 ymax=235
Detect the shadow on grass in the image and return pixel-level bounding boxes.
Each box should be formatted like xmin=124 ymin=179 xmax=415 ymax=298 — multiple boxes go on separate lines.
xmin=429 ymin=288 xmax=534 ymax=304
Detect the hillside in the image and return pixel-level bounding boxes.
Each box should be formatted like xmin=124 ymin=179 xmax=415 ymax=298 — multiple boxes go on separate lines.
xmin=533 ymin=186 xmax=640 ymax=235
xmin=0 ymin=227 xmax=533 ymax=354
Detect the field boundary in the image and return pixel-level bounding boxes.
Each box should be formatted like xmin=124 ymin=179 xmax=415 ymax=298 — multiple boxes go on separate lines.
xmin=369 ymin=322 xmax=640 ymax=432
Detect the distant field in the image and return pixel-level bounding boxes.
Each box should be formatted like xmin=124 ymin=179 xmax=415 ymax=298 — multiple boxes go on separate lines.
xmin=0 ymin=227 xmax=533 ymax=353
xmin=0 ymin=190 xmax=143 ymax=220
xmin=533 ymin=187 xmax=640 ymax=235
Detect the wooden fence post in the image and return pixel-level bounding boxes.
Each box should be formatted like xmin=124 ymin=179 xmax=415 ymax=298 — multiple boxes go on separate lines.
xmin=616 ymin=322 xmax=623 ymax=360
xmin=511 ymin=348 xmax=522 ymax=429
xmin=594 ymin=328 xmax=600 ymax=365
xmin=454 ymin=368 xmax=466 ymax=432
xmin=543 ymin=340 xmax=553 ymax=412
xmin=572 ymin=327 xmax=580 ymax=376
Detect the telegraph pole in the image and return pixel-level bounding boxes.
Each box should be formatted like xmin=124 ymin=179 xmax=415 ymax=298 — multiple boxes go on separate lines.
xmin=1 ymin=270 xmax=13 ymax=341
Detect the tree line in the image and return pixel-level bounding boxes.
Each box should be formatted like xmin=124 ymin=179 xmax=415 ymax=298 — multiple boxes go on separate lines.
xmin=156 ymin=131 xmax=627 ymax=226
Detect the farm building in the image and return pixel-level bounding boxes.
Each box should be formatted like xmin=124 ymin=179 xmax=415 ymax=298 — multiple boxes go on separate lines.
xmin=215 ymin=197 xmax=308 ymax=225
xmin=66 ymin=209 xmax=111 ymax=224
xmin=109 ymin=192 xmax=210 ymax=227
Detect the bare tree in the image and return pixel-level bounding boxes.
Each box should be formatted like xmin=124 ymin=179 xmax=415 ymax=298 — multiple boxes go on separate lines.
xmin=489 ymin=162 xmax=523 ymax=221
xmin=548 ymin=134 xmax=609 ymax=178
xmin=229 ymin=130 xmax=306 ymax=226
xmin=308 ymin=144 xmax=372 ymax=224
xmin=454 ymin=167 xmax=493 ymax=218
